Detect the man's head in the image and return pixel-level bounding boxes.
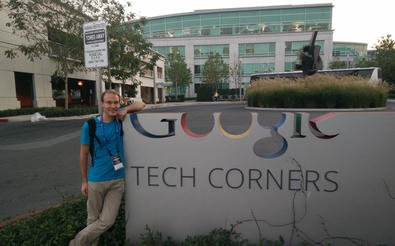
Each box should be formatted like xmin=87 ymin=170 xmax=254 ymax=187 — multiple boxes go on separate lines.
xmin=100 ymin=90 xmax=121 ymax=119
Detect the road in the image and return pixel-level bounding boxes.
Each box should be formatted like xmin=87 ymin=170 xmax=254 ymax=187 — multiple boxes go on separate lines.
xmin=1 ymin=101 xmax=394 ymax=220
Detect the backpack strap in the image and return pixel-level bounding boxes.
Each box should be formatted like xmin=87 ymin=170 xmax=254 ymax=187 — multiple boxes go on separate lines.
xmin=120 ymin=120 xmax=124 ymax=136
xmin=87 ymin=117 xmax=99 ymax=167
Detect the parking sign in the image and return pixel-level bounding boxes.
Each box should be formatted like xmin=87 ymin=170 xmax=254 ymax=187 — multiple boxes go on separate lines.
xmin=83 ymin=20 xmax=108 ymax=68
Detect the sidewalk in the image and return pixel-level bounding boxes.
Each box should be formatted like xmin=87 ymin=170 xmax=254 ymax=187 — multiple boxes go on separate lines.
xmin=0 ymin=101 xmax=245 ymax=123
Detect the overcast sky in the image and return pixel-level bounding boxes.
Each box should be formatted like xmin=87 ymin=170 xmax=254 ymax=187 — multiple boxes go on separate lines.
xmin=129 ymin=0 xmax=394 ymax=49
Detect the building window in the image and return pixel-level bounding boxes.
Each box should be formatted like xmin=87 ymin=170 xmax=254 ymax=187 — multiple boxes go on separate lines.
xmin=194 ymin=44 xmax=230 ymax=58
xmin=194 ymin=65 xmax=202 ymax=77
xmin=239 ymin=43 xmax=275 ymax=57
xmin=142 ymin=6 xmax=332 ymax=39
xmin=241 ymin=63 xmax=275 ymax=75
xmin=285 ymin=40 xmax=324 ymax=56
xmin=153 ymin=46 xmax=186 ymax=58
xmin=157 ymin=67 xmax=163 ymax=79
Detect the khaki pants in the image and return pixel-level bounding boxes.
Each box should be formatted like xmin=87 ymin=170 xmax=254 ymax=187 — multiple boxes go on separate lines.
xmin=69 ymin=178 xmax=125 ymax=246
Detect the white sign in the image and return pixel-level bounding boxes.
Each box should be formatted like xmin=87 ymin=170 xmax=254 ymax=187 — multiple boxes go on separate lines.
xmin=123 ymin=112 xmax=395 ymax=245
xmin=83 ymin=20 xmax=108 ymax=68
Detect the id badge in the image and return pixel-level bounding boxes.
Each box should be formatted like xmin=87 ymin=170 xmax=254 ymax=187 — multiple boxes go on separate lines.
xmin=111 ymin=153 xmax=124 ymax=171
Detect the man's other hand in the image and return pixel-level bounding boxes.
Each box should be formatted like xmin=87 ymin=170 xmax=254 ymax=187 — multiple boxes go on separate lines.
xmin=81 ymin=182 xmax=88 ymax=197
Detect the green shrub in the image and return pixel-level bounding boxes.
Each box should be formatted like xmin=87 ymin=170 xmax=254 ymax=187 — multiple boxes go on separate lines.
xmin=196 ymin=84 xmax=217 ymax=102
xmin=0 ymin=107 xmax=98 ymax=118
xmin=388 ymin=88 xmax=395 ymax=99
xmin=0 ymin=196 xmax=125 ymax=246
xmin=247 ymin=75 xmax=388 ymax=108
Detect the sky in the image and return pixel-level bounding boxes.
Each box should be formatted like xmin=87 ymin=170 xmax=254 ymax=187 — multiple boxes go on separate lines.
xmin=129 ymin=0 xmax=394 ymax=49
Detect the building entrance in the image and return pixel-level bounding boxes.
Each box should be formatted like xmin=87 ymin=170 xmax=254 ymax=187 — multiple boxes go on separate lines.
xmin=15 ymin=72 xmax=34 ymax=107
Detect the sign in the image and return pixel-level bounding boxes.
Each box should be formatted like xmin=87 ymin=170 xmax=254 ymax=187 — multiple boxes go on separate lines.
xmin=123 ymin=112 xmax=395 ymax=245
xmin=83 ymin=20 xmax=108 ymax=68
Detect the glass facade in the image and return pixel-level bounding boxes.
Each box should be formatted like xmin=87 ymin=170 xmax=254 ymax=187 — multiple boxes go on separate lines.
xmin=285 ymin=40 xmax=324 ymax=56
xmin=241 ymin=63 xmax=275 ymax=75
xmin=332 ymin=42 xmax=367 ymax=58
xmin=239 ymin=42 xmax=275 ymax=57
xmin=143 ymin=6 xmax=332 ymax=38
xmin=194 ymin=44 xmax=229 ymax=58
xmin=285 ymin=61 xmax=297 ymax=72
xmin=153 ymin=46 xmax=185 ymax=57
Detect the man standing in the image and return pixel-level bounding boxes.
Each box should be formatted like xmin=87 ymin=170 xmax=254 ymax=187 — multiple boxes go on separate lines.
xmin=70 ymin=90 xmax=145 ymax=246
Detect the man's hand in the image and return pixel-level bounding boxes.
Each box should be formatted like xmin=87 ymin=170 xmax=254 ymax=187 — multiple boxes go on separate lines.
xmin=81 ymin=181 xmax=88 ymax=197
xmin=117 ymin=108 xmax=128 ymax=122
xmin=117 ymin=101 xmax=146 ymax=121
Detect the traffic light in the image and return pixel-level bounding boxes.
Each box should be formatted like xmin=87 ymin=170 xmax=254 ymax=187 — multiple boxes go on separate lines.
xmin=295 ymin=31 xmax=323 ymax=75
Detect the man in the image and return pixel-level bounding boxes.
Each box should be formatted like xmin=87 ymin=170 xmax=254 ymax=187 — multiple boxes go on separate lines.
xmin=69 ymin=90 xmax=145 ymax=246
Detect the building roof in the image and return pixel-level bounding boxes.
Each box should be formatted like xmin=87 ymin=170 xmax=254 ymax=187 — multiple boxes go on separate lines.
xmin=146 ymin=3 xmax=334 ymax=21
xmin=333 ymin=41 xmax=368 ymax=46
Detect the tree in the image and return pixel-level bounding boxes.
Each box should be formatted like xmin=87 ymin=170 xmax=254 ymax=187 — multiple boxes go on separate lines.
xmin=4 ymin=0 xmax=86 ymax=109
xmin=329 ymin=60 xmax=348 ymax=69
xmin=2 ymin=0 xmax=158 ymax=108
xmin=355 ymin=58 xmax=375 ymax=68
xmin=202 ymin=53 xmax=229 ymax=87
xmin=373 ymin=34 xmax=395 ymax=84
xmin=101 ymin=1 xmax=158 ymax=98
xmin=165 ymin=53 xmax=192 ymax=100
xmin=230 ymin=57 xmax=243 ymax=100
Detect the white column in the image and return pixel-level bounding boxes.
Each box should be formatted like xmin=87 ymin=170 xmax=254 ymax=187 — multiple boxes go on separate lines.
xmin=275 ymin=40 xmax=285 ymax=72
xmin=0 ymin=70 xmax=21 ymax=110
xmin=32 ymin=74 xmax=56 ymax=108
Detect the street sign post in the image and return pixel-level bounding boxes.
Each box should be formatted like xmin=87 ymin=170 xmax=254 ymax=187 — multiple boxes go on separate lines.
xmin=83 ymin=20 xmax=108 ymax=113
xmin=83 ymin=20 xmax=108 ymax=68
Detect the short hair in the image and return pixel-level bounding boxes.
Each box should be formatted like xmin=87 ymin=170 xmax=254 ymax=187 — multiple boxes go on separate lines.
xmin=101 ymin=90 xmax=120 ymax=102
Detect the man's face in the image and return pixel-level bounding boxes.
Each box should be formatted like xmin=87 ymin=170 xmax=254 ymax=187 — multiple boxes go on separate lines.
xmin=101 ymin=93 xmax=120 ymax=117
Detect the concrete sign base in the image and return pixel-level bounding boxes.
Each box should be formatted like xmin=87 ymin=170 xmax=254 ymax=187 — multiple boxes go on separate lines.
xmin=123 ymin=112 xmax=395 ymax=245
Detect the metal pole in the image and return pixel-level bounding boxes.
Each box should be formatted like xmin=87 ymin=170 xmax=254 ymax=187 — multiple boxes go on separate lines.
xmin=96 ymin=68 xmax=103 ymax=114
xmin=153 ymin=65 xmax=157 ymax=104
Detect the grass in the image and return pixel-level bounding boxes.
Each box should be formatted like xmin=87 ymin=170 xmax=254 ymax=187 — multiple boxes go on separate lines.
xmin=246 ymin=74 xmax=389 ymax=108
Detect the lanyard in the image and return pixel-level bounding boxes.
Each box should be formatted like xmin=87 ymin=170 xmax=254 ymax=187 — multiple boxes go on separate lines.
xmin=99 ymin=115 xmax=120 ymax=155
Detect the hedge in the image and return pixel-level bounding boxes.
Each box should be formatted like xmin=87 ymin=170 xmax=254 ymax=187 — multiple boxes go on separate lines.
xmin=0 ymin=196 xmax=282 ymax=246
xmin=0 ymin=106 xmax=98 ymax=118
xmin=0 ymin=196 xmax=386 ymax=245
xmin=247 ymin=75 xmax=388 ymax=108
xmin=0 ymin=196 xmax=125 ymax=246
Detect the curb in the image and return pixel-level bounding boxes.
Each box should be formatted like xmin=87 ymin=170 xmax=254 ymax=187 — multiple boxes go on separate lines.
xmin=0 ymin=205 xmax=60 ymax=228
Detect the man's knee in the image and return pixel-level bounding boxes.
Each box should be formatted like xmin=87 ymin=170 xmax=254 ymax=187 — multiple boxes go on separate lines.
xmin=99 ymin=217 xmax=116 ymax=231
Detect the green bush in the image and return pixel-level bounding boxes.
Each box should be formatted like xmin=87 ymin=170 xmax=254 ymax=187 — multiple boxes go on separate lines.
xmin=0 ymin=107 xmax=98 ymax=118
xmin=247 ymin=75 xmax=388 ymax=108
xmin=1 ymin=196 xmax=384 ymax=246
xmin=196 ymin=84 xmax=217 ymax=102
xmin=388 ymin=88 xmax=395 ymax=99
xmin=0 ymin=196 xmax=125 ymax=246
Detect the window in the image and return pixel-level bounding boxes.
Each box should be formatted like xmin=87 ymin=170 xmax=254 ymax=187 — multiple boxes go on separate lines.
xmin=142 ymin=6 xmax=332 ymax=38
xmin=194 ymin=45 xmax=230 ymax=58
xmin=246 ymin=44 xmax=254 ymax=54
xmin=157 ymin=67 xmax=163 ymax=79
xmin=239 ymin=43 xmax=275 ymax=57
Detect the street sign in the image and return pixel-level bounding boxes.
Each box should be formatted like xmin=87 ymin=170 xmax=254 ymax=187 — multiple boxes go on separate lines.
xmin=83 ymin=20 xmax=108 ymax=68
